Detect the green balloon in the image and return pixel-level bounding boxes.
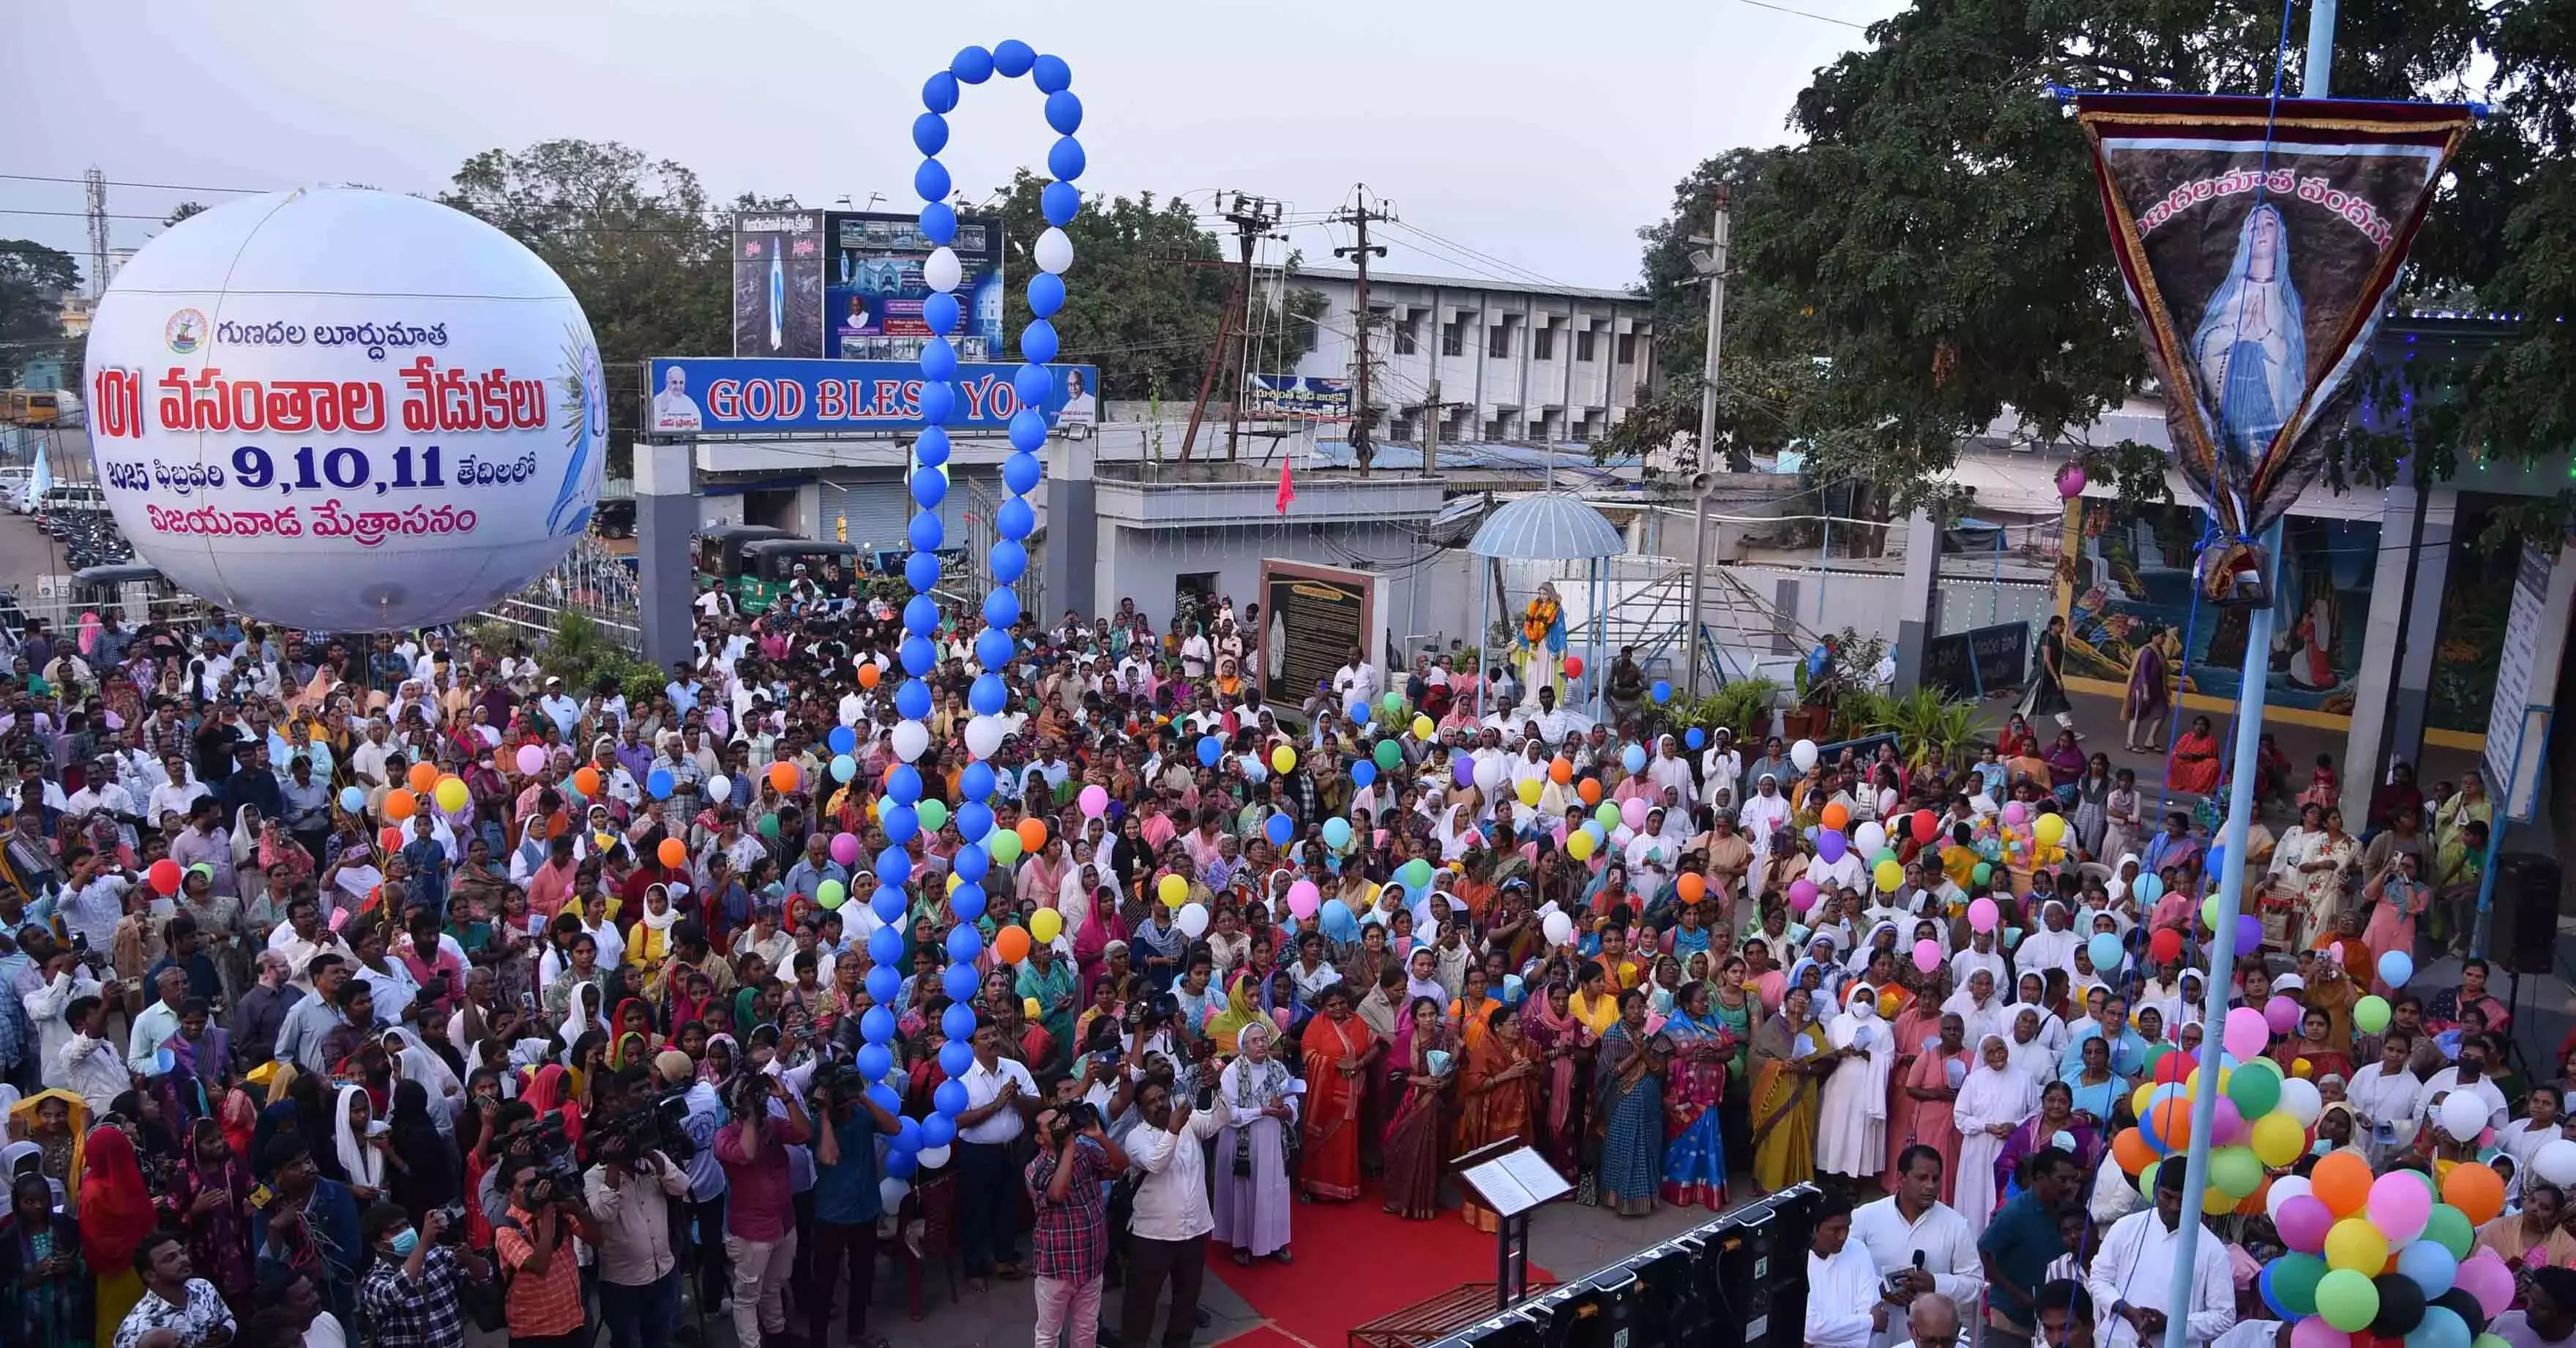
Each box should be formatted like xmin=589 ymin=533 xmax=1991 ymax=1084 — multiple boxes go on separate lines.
xmin=2225 ymin=1064 xmax=2280 ymax=1117
xmin=2353 ymin=994 xmax=2392 ymax=1035
xmin=1594 ymin=803 xmax=1620 ymax=829
xmin=2423 ymin=1203 xmax=2474 ymax=1260
xmin=2143 ymin=1044 xmax=2174 ymax=1076
xmin=756 ymin=814 xmax=780 ymax=839
xmin=917 ymin=798 xmax=949 ymax=833
xmin=2268 ymin=1252 xmax=2325 ymax=1318
xmin=1399 ymin=858 xmax=1433 ymax=891
xmin=1381 ymin=691 xmax=1406 ymax=715
xmin=2313 ymin=1268 xmax=2379 ymax=1333
xmin=2209 ymin=1145 xmax=2263 ymax=1198
xmin=989 ymin=830 xmax=1025 ymax=865
xmin=816 ymin=879 xmax=846 ymax=909
xmin=1871 ymin=848 xmax=1898 ymax=870
xmin=1374 ymin=740 xmax=1403 ymax=771
xmin=1971 ymin=861 xmax=1993 ymax=885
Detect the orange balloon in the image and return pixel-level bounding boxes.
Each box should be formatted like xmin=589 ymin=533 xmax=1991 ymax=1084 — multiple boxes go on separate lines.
xmin=2310 ymin=1150 xmax=2374 ymax=1218
xmin=2238 ymin=1178 xmax=2271 ymax=1216
xmin=1549 ymin=757 xmax=1573 ymax=785
xmin=1821 ymin=801 xmax=1851 ymax=832
xmin=573 ymin=766 xmax=602 ymax=797
xmin=2443 ymin=1160 xmax=2506 ymax=1225
xmin=994 ymin=926 xmax=1031 ymax=964
xmin=657 ymin=837 xmax=688 ymax=869
xmin=1578 ymin=779 xmax=1602 ymax=806
xmin=406 ymin=761 xmax=439 ymax=794
xmin=383 ymin=789 xmax=417 ymax=821
xmin=857 ymin=663 xmax=881 ymax=689
xmin=2111 ymin=1126 xmax=2157 ymax=1175
xmin=2148 ymin=1100 xmax=2194 ymax=1156
xmin=378 ymin=826 xmax=403 ymax=853
xmin=769 ymin=762 xmax=799 ymax=793
xmin=1676 ymin=874 xmax=1706 ymax=904
xmin=1017 ymin=819 xmax=1048 ymax=853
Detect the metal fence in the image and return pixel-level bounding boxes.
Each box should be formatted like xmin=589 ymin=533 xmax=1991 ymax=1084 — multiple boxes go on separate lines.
xmin=475 ymin=536 xmax=642 ymax=652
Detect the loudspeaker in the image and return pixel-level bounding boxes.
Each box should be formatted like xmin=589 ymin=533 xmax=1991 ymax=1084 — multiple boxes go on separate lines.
xmin=2489 ymin=850 xmax=2564 ymax=976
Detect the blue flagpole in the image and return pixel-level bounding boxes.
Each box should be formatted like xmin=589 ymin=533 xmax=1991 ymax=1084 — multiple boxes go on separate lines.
xmin=2157 ymin=11 xmax=2333 ymax=1347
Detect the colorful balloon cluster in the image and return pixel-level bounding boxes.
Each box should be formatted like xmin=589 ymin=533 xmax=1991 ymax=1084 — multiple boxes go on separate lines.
xmin=2109 ymin=1014 xmax=2515 ymax=1345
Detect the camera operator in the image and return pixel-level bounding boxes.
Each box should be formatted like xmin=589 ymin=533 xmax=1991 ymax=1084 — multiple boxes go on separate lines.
xmin=493 ymin=1150 xmax=602 ymax=1348
xmin=1026 ymin=1098 xmax=1130 ymax=1348
xmin=1120 ymin=1074 xmax=1228 ymax=1348
xmin=473 ymin=1100 xmax=540 ymax=1232
xmin=807 ymin=1053 xmax=903 ymax=1348
xmin=651 ymin=1048 xmax=732 ymax=1319
xmin=356 ymin=1201 xmax=489 ymax=1348
xmin=714 ymin=1067 xmax=812 ymax=1348
xmin=583 ymin=1066 xmax=690 ymax=1348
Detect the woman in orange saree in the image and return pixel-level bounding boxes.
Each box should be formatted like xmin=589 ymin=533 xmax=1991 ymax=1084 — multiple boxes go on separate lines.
xmin=1456 ymin=1004 xmax=1542 ymax=1232
xmin=1299 ymin=982 xmax=1380 ymax=1202
xmin=1749 ymin=984 xmax=1832 ymax=1194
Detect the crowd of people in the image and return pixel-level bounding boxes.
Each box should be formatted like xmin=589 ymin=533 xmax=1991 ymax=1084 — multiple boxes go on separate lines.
xmin=0 ymin=580 xmax=2550 ymax=1348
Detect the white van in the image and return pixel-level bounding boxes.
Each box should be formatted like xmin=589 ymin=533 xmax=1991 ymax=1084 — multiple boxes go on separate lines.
xmin=0 ymin=467 xmax=32 ymax=511
xmin=32 ymin=484 xmax=107 ymax=518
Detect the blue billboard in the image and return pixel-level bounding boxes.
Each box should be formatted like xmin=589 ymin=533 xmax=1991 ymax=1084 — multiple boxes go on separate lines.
xmin=645 ymin=358 xmax=1098 ymax=436
xmin=824 ymin=211 xmax=1007 ymax=363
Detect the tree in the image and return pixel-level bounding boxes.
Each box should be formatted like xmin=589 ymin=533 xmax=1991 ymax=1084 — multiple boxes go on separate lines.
xmin=162 ymin=202 xmax=208 ymax=228
xmin=438 ymin=140 xmax=736 ymax=463
xmin=0 ymin=241 xmax=79 ymax=388
xmin=991 ymin=171 xmax=1236 ymax=402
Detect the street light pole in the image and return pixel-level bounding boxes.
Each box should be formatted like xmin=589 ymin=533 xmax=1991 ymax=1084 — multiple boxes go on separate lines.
xmin=1683 ymin=189 xmax=1730 ymax=700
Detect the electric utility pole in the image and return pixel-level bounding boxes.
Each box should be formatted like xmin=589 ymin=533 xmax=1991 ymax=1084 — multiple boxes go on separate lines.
xmin=1332 ymin=187 xmax=1392 ymax=474
xmin=1221 ymin=193 xmax=1283 ymax=460
xmin=1683 ymin=189 xmax=1731 ymax=698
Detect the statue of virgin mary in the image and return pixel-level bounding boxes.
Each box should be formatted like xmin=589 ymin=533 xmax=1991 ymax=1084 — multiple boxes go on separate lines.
xmin=2190 ymin=203 xmax=2307 ymax=465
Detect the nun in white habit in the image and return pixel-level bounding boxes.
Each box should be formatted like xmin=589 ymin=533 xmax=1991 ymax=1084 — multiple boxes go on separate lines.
xmin=1940 ymin=967 xmax=2008 ymax=1047
xmin=2015 ymin=899 xmax=2082 ymax=983
xmin=1951 ymin=1032 xmax=2039 ymax=1235
xmin=1815 ymin=982 xmax=1897 ymax=1183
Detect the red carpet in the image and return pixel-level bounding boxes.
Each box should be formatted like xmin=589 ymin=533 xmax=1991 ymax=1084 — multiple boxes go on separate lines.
xmin=1207 ymin=1180 xmax=1553 ymax=1347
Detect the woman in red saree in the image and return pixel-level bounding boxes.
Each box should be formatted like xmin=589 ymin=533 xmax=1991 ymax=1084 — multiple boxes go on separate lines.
xmin=1456 ymin=1004 xmax=1542 ymax=1232
xmin=1299 ymin=982 xmax=1380 ymax=1202
xmin=2166 ymin=716 xmax=2224 ymax=796
xmin=1881 ymin=981 xmax=1949 ymax=1188
xmin=1381 ymin=995 xmax=1454 ymax=1219
xmin=1520 ymin=981 xmax=1597 ymax=1185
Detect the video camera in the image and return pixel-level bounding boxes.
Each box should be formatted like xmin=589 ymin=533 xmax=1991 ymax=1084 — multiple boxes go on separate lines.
xmin=515 ymin=1115 xmax=584 ymax=1205
xmin=589 ymin=1086 xmax=698 ymax=1168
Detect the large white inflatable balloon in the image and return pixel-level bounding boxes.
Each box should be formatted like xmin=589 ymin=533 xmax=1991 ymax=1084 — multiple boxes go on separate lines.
xmin=83 ymin=187 xmax=606 ymax=630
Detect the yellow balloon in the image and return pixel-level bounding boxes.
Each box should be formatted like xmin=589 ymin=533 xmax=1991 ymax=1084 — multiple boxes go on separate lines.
xmin=2131 ymin=1083 xmax=2157 ymax=1119
xmin=2250 ymin=1112 xmax=2306 ymax=1167
xmin=1023 ymin=997 xmax=1042 ymax=1019
xmin=1412 ymin=715 xmax=1435 ymax=740
xmin=1516 ymin=777 xmax=1543 ymax=807
xmin=2323 ymin=1216 xmax=2386 ymax=1274
xmin=433 ymin=776 xmax=469 ymax=814
xmin=1030 ymin=907 xmax=1064 ymax=944
xmin=1873 ymin=859 xmax=1904 ymax=893
xmin=1567 ymin=830 xmax=1597 ymax=861
xmin=2034 ymin=813 xmax=2067 ymax=845
xmin=1272 ymin=745 xmax=1297 ymax=774
xmin=1157 ymin=874 xmax=1190 ymax=907
xmin=2293 ymin=1057 xmax=2312 ymax=1079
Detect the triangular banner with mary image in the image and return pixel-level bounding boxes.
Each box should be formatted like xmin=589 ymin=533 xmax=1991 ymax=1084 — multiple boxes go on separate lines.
xmin=2071 ymin=92 xmax=2474 ymax=543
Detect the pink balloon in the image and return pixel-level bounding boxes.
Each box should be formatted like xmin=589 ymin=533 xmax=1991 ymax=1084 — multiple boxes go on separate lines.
xmin=829 ymin=832 xmax=861 ymax=866
xmin=1787 ymin=878 xmax=1820 ymax=912
xmin=515 ymin=744 xmax=545 ymax=775
xmin=2458 ymin=1248 xmax=2515 ymax=1317
xmin=2001 ymin=801 xmax=2028 ymax=827
xmin=1287 ymin=880 xmax=1321 ymax=919
xmin=1078 ymin=784 xmax=1109 ymax=817
xmin=2222 ymin=1006 xmax=2270 ymax=1061
xmin=1619 ymin=796 xmax=1649 ymax=830
xmin=1967 ymin=897 xmax=1998 ymax=933
xmin=2274 ymin=1194 xmax=2333 ymax=1253
xmin=2263 ymin=994 xmax=2304 ymax=1035
xmin=2287 ymin=1317 xmax=2345 ymax=1348
xmin=1911 ymin=940 xmax=1941 ymax=973
xmin=1271 ymin=1008 xmax=1291 ymax=1030
xmin=2369 ymin=1170 xmax=2433 ymax=1243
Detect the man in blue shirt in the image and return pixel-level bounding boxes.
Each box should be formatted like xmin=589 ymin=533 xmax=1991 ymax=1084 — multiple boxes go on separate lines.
xmin=1979 ymin=1145 xmax=2077 ymax=1345
xmin=783 ymin=834 xmax=848 ymax=909
xmin=807 ymin=1069 xmax=903 ymax=1348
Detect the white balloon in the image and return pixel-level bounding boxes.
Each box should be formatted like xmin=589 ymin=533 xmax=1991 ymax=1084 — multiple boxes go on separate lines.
xmin=2537 ymin=1139 xmax=2576 ymax=1186
xmin=1176 ymin=903 xmax=1210 ymax=939
xmin=878 ymin=1177 xmax=911 ymax=1210
xmin=963 ymin=714 xmax=1005 ymax=760
xmin=916 ymin=1144 xmax=952 ymax=1170
xmin=1542 ymin=911 xmax=1575 ymax=947
xmin=923 ymin=246 xmax=962 ymax=293
xmin=2264 ymin=1175 xmax=2312 ymax=1219
xmin=2277 ymin=1076 xmax=2323 ymax=1126
xmin=1034 ymin=227 xmax=1074 ymax=275
xmin=2439 ymin=1089 xmax=2491 ymax=1142
xmin=891 ymin=720 xmax=930 ymax=763
xmin=704 ymin=775 xmax=731 ymax=805
xmin=1474 ymin=756 xmax=1507 ymax=793
xmin=1789 ymin=738 xmax=1819 ymax=771
xmin=83 ymin=188 xmax=606 ymax=629
xmin=1853 ymin=821 xmax=1886 ymax=856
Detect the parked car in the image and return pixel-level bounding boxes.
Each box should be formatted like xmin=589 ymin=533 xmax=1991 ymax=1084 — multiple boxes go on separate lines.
xmin=0 ymin=467 xmax=33 ymax=512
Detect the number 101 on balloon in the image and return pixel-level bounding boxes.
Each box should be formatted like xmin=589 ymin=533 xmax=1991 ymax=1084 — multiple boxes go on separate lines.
xmin=226 ymin=443 xmax=539 ymax=495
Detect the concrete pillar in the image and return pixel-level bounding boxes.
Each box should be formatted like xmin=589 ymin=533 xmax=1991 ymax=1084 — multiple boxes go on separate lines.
xmin=635 ymin=442 xmax=697 ymax=671
xmin=2340 ymin=484 xmax=2420 ymax=784
xmin=1890 ymin=509 xmax=1941 ymax=695
xmin=2382 ymin=487 xmax=2455 ymax=777
xmin=1044 ymin=433 xmax=1097 ymax=624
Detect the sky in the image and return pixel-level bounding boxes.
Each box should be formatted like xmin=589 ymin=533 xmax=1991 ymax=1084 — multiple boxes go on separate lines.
xmin=10 ymin=0 xmax=1900 ymax=294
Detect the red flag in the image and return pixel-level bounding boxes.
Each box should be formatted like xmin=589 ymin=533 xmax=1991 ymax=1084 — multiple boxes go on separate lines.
xmin=1275 ymin=460 xmax=1295 ymax=514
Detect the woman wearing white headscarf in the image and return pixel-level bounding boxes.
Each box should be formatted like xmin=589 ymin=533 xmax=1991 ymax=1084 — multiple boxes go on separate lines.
xmin=557 ymin=981 xmax=607 ymax=1063
xmin=1951 ymin=1033 xmax=2037 ymax=1235
xmin=333 ymin=1082 xmax=387 ymax=1201
xmin=1433 ymin=799 xmax=1477 ymax=863
xmin=1815 ymin=982 xmax=1896 ymax=1186
xmin=1940 ymin=967 xmax=2007 ymax=1048
xmin=381 ymin=1026 xmax=464 ymax=1135
xmin=2002 ymin=1004 xmax=2057 ymax=1082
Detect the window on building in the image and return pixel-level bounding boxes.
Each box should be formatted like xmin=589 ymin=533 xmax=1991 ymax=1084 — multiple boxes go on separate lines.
xmin=1534 ymin=323 xmax=1555 ymax=361
xmin=1392 ymin=316 xmax=1418 ymax=356
xmin=1616 ymin=332 xmax=1638 ymax=364
xmin=1388 ymin=413 xmax=1416 ymax=445
xmin=1488 ymin=321 xmax=1512 ymax=359
xmin=1441 ymin=321 xmax=1464 ymax=357
xmin=1576 ymin=328 xmax=1597 ymax=362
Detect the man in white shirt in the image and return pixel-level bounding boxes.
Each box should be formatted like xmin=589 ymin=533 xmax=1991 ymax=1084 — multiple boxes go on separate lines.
xmin=57 ymin=988 xmax=130 ymax=1113
xmin=538 ymin=677 xmax=583 ymax=738
xmin=66 ymin=768 xmax=141 ymax=850
xmin=349 ymin=720 xmax=394 ymax=790
xmin=1329 ymin=645 xmax=1378 ymax=709
xmin=126 ymin=965 xmax=190 ymax=1079
xmin=2491 ymin=1265 xmax=2576 ymax=1348
xmin=1807 ymin=1196 xmax=1900 ymax=1348
xmin=145 ymin=752 xmax=209 ymax=831
xmin=1850 ymin=1145 xmax=1985 ymax=1330
xmin=1120 ymin=1076 xmax=1229 ymax=1348
xmin=952 ymin=1021 xmax=1039 ymax=1287
xmin=21 ymin=943 xmax=107 ymax=1093
xmin=2086 ymin=1158 xmax=2236 ymax=1348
